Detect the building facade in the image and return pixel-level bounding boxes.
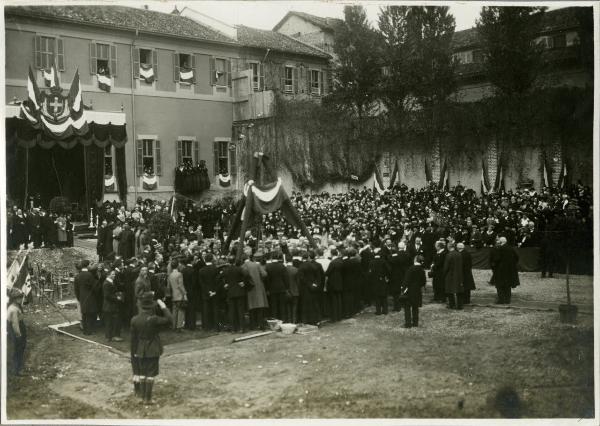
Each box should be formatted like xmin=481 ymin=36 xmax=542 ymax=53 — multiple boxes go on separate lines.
xmin=4 ymin=5 xmax=330 ymax=208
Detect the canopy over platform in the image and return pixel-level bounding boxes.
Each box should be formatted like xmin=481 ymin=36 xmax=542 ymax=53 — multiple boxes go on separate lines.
xmin=5 ymin=104 xmax=127 ymax=149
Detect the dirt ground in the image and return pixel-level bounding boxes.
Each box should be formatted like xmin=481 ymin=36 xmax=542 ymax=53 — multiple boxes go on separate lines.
xmin=5 ymin=266 xmax=595 ymax=420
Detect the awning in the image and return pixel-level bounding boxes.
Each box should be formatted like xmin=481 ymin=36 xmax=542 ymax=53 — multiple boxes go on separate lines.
xmin=5 ymin=104 xmax=128 ymax=149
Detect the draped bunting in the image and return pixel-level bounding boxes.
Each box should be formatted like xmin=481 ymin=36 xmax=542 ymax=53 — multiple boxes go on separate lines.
xmin=142 ymin=174 xmax=157 ymax=190
xmin=140 ymin=64 xmax=155 ymax=84
xmin=388 ymin=159 xmax=399 ymax=189
xmin=98 ymin=70 xmax=111 ymax=92
xmin=218 ymin=173 xmax=231 ymax=187
xmin=481 ymin=159 xmax=491 ymax=194
xmin=85 ymin=144 xmax=105 ymax=209
xmin=104 ymin=175 xmax=116 ymax=191
xmin=115 ymin=146 xmax=128 ymax=203
xmin=373 ymin=167 xmax=385 ymax=195
xmin=180 ymin=68 xmax=194 ymax=84
xmin=438 ymin=159 xmax=448 ymax=190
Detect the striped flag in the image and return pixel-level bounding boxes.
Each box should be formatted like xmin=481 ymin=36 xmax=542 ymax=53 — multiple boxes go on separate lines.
xmin=438 ymin=159 xmax=449 ymax=190
xmin=373 ymin=167 xmax=385 ymax=195
xmin=43 ymin=67 xmax=55 ymax=87
xmin=481 ymin=159 xmax=491 ymax=194
xmin=543 ymin=159 xmax=551 ymax=188
xmin=140 ymin=64 xmax=155 ymax=84
xmin=97 ymin=68 xmax=111 ymax=92
xmin=557 ymin=162 xmax=567 ymax=189
xmin=180 ymin=68 xmax=194 ymax=84
xmin=26 ymin=66 xmax=41 ymax=111
xmin=388 ymin=159 xmax=399 ymax=189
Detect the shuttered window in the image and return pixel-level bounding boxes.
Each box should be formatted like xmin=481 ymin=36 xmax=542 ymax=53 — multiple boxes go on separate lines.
xmin=173 ymin=52 xmax=195 ymax=84
xmin=310 ymin=69 xmax=322 ymax=96
xmin=176 ymin=137 xmax=199 ymax=165
xmin=210 ymin=57 xmax=231 ymax=87
xmin=134 ymin=48 xmax=158 ymax=81
xmin=34 ymin=35 xmax=64 ymax=70
xmin=282 ymin=66 xmax=294 ymax=93
xmin=213 ymin=140 xmax=230 ymax=175
xmin=136 ymin=138 xmax=161 ymax=176
xmin=89 ymin=42 xmax=117 ymax=76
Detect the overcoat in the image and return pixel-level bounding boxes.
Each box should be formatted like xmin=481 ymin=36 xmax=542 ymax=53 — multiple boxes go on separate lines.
xmin=242 ymin=260 xmax=269 ymax=310
xmin=490 ymin=244 xmax=520 ymax=289
xmin=130 ymin=310 xmax=172 ymax=358
xmin=265 ymin=261 xmax=290 ymax=294
xmin=443 ymin=250 xmax=464 ymax=294
xmin=326 ymin=257 xmax=344 ymax=293
xmin=74 ymin=269 xmax=98 ymax=313
xmin=102 ymin=278 xmax=122 ymax=313
xmin=389 ymin=251 xmax=411 ymax=295
xmin=297 ymin=260 xmax=323 ymax=324
xmin=368 ymin=255 xmax=391 ymax=297
xmin=460 ymin=250 xmax=476 ymax=291
xmin=403 ymin=264 xmax=426 ymax=306
xmin=221 ymin=264 xmax=247 ymax=299
xmin=431 ymin=249 xmax=447 ymax=289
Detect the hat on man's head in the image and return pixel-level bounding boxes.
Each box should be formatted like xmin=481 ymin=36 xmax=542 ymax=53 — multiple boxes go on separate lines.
xmin=137 ymin=292 xmax=155 ymax=310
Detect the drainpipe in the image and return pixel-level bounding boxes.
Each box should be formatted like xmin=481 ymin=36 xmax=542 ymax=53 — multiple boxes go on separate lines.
xmin=130 ymin=29 xmax=139 ymax=205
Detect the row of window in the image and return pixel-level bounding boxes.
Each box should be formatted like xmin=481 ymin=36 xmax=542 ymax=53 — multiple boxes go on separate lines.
xmin=33 ymin=35 xmax=327 ymax=94
xmin=452 ymin=32 xmax=579 ymax=65
xmin=111 ymin=139 xmax=234 ymax=179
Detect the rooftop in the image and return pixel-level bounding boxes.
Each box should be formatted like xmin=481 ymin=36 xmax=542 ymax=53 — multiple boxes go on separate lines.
xmin=236 ymin=25 xmax=330 ymax=59
xmin=5 ymin=5 xmax=237 ymax=45
xmin=273 ymin=11 xmax=343 ymax=33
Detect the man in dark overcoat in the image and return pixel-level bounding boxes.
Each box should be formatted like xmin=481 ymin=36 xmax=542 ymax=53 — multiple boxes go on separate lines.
xmin=369 ymin=247 xmax=391 ymax=315
xmin=118 ymin=223 xmax=135 ymax=259
xmin=490 ymin=236 xmax=520 ymax=304
xmin=74 ymin=260 xmax=99 ymax=335
xmin=221 ymin=256 xmax=247 ymax=332
xmin=198 ymin=253 xmax=219 ymax=331
xmin=389 ymin=242 xmax=411 ymax=311
xmin=430 ymin=240 xmax=447 ymax=303
xmin=325 ymin=248 xmax=344 ymax=322
xmin=443 ymin=241 xmax=464 ymax=309
xmin=457 ymin=243 xmax=475 ymax=304
xmin=264 ymin=251 xmax=289 ymax=321
xmin=297 ymin=251 xmax=323 ymax=325
xmin=181 ymin=257 xmax=199 ymax=330
xmin=403 ymin=255 xmax=426 ymax=328
xmin=102 ymin=268 xmax=123 ymax=342
xmin=342 ymin=248 xmax=362 ymax=318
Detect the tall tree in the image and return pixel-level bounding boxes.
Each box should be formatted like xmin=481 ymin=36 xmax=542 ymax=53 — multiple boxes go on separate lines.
xmin=476 ymin=6 xmax=546 ymax=98
xmin=407 ymin=6 xmax=457 ymax=111
xmin=378 ymin=6 xmax=412 ymax=119
xmin=332 ymin=5 xmax=383 ymax=118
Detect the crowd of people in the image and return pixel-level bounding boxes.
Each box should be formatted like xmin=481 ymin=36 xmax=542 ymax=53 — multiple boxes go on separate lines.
xmin=7 ymin=182 xmax=592 ymax=400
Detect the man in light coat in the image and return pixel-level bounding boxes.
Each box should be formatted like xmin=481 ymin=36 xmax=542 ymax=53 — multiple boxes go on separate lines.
xmin=242 ymin=250 xmax=269 ymax=330
xmin=167 ymin=260 xmax=187 ymax=331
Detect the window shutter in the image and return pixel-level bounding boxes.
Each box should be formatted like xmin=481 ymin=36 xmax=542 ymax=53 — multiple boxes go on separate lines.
xmin=176 ymin=139 xmax=183 ymax=165
xmin=190 ymin=54 xmax=196 ymax=83
xmin=193 ymin=140 xmax=199 ymax=164
xmin=319 ymin=70 xmax=324 ymax=96
xmin=227 ymin=59 xmax=232 ymax=87
xmin=56 ymin=38 xmax=65 ymax=71
xmin=136 ymin=140 xmax=143 ymax=176
xmin=293 ymin=67 xmax=299 ymax=94
xmin=209 ymin=56 xmax=216 ymax=85
xmin=259 ymin=63 xmax=265 ymax=91
xmin=173 ymin=52 xmax=180 ymax=82
xmin=152 ymin=49 xmax=158 ymax=81
xmin=213 ymin=141 xmax=219 ymax=175
xmin=155 ymin=140 xmax=162 ymax=176
xmin=110 ymin=44 xmax=117 ymax=76
xmin=34 ymin=35 xmax=42 ymax=69
xmin=230 ymin=143 xmax=237 ymax=177
xmin=280 ymin=66 xmax=286 ymax=91
xmin=90 ymin=42 xmax=97 ymax=75
xmin=306 ymin=68 xmax=311 ymax=94
xmin=133 ymin=47 xmax=140 ymax=78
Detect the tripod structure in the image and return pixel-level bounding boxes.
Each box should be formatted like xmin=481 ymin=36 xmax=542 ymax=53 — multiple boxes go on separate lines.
xmin=223 ymin=151 xmax=316 ymax=260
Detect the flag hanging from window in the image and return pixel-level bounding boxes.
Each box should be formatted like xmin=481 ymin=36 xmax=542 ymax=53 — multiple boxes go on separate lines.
xmin=218 ymin=173 xmax=231 ymax=187
xmin=97 ymin=68 xmax=111 ymax=92
xmin=180 ymin=68 xmax=194 ymax=84
xmin=43 ymin=67 xmax=55 ymax=88
xmin=104 ymin=175 xmax=116 ymax=191
xmin=142 ymin=173 xmax=157 ymax=190
xmin=140 ymin=64 xmax=155 ymax=84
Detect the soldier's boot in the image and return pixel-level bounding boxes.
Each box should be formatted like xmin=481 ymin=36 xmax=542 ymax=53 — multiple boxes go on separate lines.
xmin=133 ymin=375 xmax=141 ymax=398
xmin=144 ymin=378 xmax=154 ymax=404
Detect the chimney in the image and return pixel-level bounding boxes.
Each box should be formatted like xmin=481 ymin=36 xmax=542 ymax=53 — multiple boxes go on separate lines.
xmin=143 ymin=5 xmax=148 ymax=10
xmin=171 ymin=6 xmax=180 ymax=15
